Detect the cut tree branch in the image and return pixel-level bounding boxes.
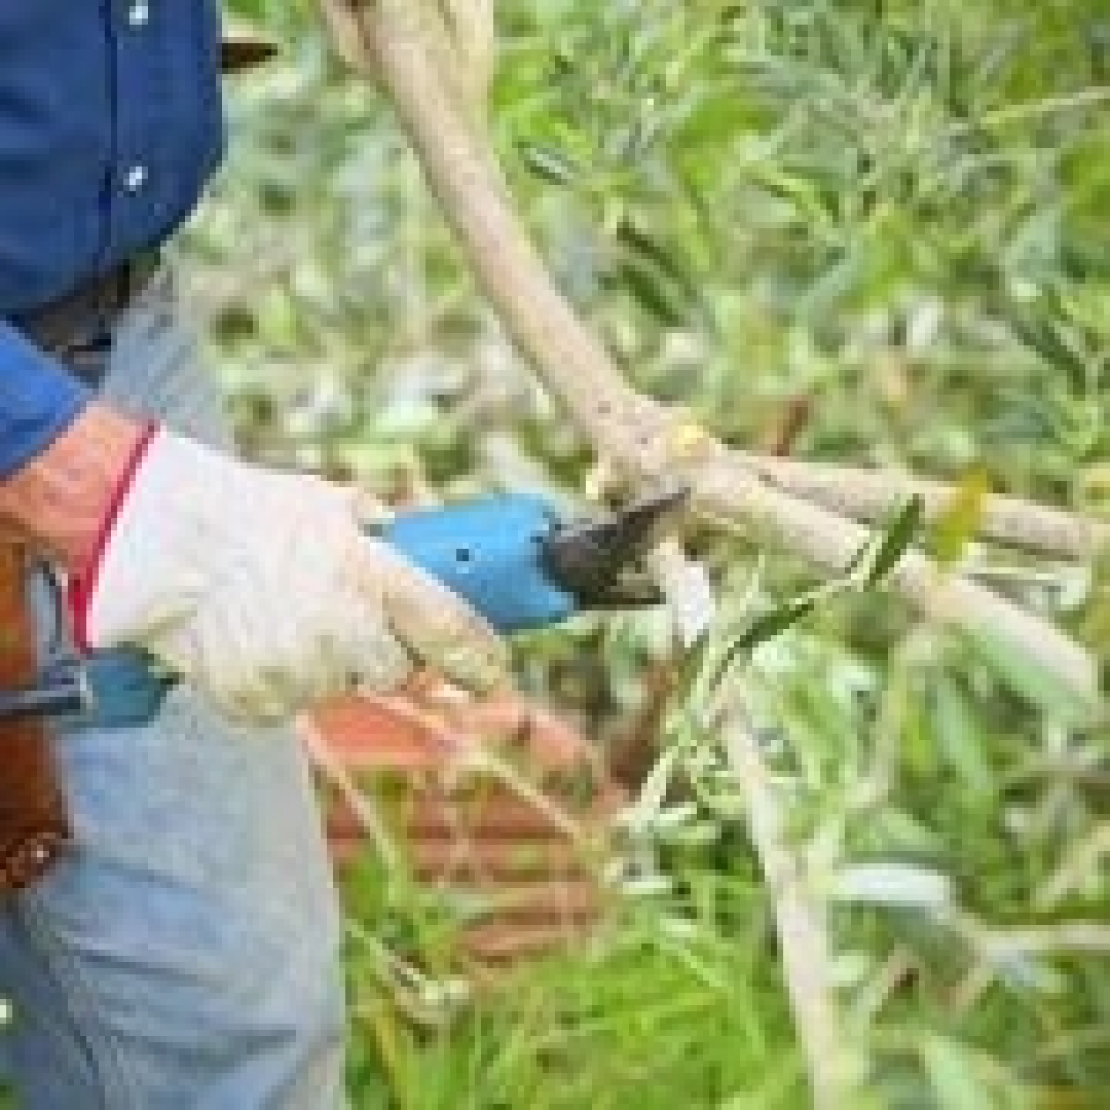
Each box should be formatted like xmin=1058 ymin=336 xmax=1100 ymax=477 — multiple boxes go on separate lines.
xmin=740 ymin=454 xmax=1110 ymax=562
xmin=724 ymin=712 xmax=856 ymax=1109
xmin=318 ymin=0 xmax=1100 ymax=713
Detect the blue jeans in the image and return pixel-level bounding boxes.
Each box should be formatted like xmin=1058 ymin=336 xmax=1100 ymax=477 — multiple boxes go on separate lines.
xmin=0 ymin=271 xmax=348 ymax=1108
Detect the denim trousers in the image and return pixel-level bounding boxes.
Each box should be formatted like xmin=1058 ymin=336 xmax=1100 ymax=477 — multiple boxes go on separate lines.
xmin=0 ymin=271 xmax=348 ymax=1109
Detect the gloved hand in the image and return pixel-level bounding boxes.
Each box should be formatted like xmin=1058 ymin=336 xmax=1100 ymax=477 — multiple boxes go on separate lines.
xmin=68 ymin=426 xmax=509 ymax=723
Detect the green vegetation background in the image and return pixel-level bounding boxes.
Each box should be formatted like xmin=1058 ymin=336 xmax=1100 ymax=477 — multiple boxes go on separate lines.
xmin=186 ymin=2 xmax=1110 ymax=1106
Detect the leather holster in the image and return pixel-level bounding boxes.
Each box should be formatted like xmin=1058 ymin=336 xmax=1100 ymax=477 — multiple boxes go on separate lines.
xmin=0 ymin=544 xmax=71 ymax=891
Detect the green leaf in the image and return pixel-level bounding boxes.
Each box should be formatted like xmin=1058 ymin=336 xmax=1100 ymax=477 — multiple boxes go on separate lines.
xmin=616 ymin=220 xmax=701 ymax=307
xmin=931 ymin=472 xmax=990 ymax=566
xmin=969 ymin=627 xmax=1101 ymax=726
xmin=921 ymin=1035 xmax=996 ymax=1110
xmin=617 ymin=258 xmax=688 ymax=325
xmin=933 ymin=676 xmax=994 ymax=792
xmin=518 ymin=142 xmax=579 ymax=184
xmin=865 ymin=495 xmax=923 ymax=587
xmin=706 ymin=597 xmax=817 ymax=691
xmin=841 ymin=531 xmax=876 ymax=581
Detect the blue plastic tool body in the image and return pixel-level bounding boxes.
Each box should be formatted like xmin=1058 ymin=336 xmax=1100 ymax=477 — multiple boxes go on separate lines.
xmin=32 ymin=494 xmax=577 ymax=729
xmin=379 ymin=494 xmax=577 ymax=634
xmin=79 ymin=650 xmax=177 ymax=729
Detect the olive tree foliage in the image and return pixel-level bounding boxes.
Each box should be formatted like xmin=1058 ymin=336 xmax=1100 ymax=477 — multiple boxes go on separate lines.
xmin=191 ymin=1 xmax=1110 ymax=1105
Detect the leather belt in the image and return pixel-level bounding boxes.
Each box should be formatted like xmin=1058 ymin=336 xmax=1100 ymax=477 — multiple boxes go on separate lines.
xmin=11 ymin=250 xmax=161 ymax=382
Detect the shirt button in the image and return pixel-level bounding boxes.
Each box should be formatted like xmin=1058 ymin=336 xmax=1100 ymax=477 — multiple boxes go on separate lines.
xmin=123 ymin=164 xmax=148 ymax=194
xmin=127 ymin=0 xmax=149 ymax=26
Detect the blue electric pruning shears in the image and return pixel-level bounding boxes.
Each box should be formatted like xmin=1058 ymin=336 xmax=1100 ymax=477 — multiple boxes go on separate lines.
xmin=0 ymin=486 xmax=688 ymax=729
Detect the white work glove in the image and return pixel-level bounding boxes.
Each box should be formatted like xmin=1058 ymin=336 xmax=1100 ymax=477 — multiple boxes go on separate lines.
xmin=69 ymin=426 xmax=508 ymax=723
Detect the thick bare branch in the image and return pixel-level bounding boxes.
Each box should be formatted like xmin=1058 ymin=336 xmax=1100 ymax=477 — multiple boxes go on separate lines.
xmin=742 ymin=454 xmax=1110 ymax=561
xmin=440 ymin=0 xmax=497 ymax=114
xmin=321 ymin=0 xmax=493 ymax=130
xmin=724 ymin=713 xmax=857 ymax=1108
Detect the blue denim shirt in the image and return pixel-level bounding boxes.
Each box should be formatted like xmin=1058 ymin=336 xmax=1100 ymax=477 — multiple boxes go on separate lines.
xmin=0 ymin=2 xmax=224 ymax=475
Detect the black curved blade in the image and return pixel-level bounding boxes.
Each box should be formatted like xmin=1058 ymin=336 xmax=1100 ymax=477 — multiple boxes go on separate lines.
xmin=539 ymin=484 xmax=690 ymax=608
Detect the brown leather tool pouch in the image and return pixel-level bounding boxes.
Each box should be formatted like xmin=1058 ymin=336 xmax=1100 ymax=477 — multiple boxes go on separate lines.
xmin=0 ymin=545 xmax=71 ymax=892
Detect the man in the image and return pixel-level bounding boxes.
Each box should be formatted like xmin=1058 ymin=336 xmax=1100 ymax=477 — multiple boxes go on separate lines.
xmin=0 ymin=5 xmax=507 ymax=1107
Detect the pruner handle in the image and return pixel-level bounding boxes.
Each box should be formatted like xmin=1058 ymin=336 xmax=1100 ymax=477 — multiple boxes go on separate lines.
xmin=30 ymin=492 xmax=668 ymax=729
